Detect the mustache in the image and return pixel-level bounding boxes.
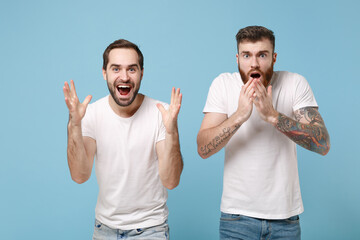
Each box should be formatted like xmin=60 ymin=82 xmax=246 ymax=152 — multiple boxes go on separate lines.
xmin=113 ymin=79 xmax=134 ymax=88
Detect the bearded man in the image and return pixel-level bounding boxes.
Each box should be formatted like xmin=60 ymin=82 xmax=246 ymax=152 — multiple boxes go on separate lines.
xmin=197 ymin=26 xmax=330 ymax=240
xmin=63 ymin=39 xmax=183 ymax=240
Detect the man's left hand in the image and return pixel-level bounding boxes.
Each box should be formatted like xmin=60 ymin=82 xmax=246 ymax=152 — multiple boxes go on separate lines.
xmin=157 ymin=87 xmax=182 ymax=134
xmin=252 ymin=79 xmax=278 ymax=125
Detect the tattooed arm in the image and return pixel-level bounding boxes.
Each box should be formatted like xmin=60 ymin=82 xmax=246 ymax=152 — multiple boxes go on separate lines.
xmin=252 ymin=79 xmax=330 ymax=155
xmin=197 ymin=113 xmax=242 ymax=158
xmin=197 ymin=79 xmax=257 ymax=159
xmin=275 ymin=107 xmax=330 ymax=155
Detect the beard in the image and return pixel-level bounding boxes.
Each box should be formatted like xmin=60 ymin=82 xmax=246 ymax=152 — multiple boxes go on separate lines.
xmin=238 ymin=62 xmax=274 ymax=87
xmin=107 ymin=79 xmax=140 ymax=107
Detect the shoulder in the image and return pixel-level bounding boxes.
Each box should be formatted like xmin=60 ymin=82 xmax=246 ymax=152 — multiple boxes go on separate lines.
xmin=89 ymin=95 xmax=108 ymax=107
xmin=214 ymin=72 xmax=240 ymax=82
xmin=210 ymin=72 xmax=241 ymax=88
xmin=86 ymin=95 xmax=108 ymax=113
xmin=273 ymin=71 xmax=309 ymax=88
xmin=143 ymin=96 xmax=169 ymax=110
xmin=275 ymin=71 xmax=304 ymax=80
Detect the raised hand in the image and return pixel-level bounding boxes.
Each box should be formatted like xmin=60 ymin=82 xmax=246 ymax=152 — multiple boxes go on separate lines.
xmin=252 ymin=79 xmax=278 ymax=124
xmin=63 ymin=80 xmax=92 ymax=126
xmin=157 ymin=87 xmax=182 ymax=134
xmin=235 ymin=78 xmax=256 ymax=124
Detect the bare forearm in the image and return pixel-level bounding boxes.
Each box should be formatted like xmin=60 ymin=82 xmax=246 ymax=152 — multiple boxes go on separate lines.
xmin=160 ymin=131 xmax=183 ymax=189
xmin=197 ymin=115 xmax=241 ymax=159
xmin=67 ymin=122 xmax=92 ymax=183
xmin=275 ymin=113 xmax=330 ymax=155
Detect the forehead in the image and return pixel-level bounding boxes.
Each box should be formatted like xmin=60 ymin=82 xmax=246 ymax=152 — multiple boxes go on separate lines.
xmin=108 ymin=48 xmax=139 ymax=65
xmin=238 ymin=38 xmax=273 ymax=53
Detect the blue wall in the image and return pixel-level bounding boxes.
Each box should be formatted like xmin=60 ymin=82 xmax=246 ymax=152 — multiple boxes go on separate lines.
xmin=1 ymin=0 xmax=359 ymax=239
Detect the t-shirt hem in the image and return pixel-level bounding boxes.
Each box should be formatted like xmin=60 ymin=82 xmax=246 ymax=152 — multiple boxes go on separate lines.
xmin=220 ymin=206 xmax=304 ymax=220
xmin=95 ymin=215 xmax=168 ymax=231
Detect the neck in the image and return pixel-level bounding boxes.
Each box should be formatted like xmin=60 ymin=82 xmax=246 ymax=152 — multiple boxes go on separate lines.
xmin=108 ymin=94 xmax=145 ymax=118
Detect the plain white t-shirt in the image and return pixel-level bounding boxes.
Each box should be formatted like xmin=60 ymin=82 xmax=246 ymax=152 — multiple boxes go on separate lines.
xmin=203 ymin=71 xmax=318 ymax=219
xmin=82 ymin=95 xmax=168 ymax=230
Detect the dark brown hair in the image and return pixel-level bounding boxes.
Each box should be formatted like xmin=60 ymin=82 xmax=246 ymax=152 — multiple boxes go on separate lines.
xmin=103 ymin=39 xmax=144 ymax=70
xmin=236 ymin=26 xmax=275 ymax=52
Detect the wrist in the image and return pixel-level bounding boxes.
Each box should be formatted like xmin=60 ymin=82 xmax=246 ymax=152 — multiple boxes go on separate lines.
xmin=68 ymin=119 xmax=82 ymax=129
xmin=267 ymin=110 xmax=279 ymax=126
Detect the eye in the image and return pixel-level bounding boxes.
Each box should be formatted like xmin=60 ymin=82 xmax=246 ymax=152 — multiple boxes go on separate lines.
xmin=243 ymin=54 xmax=249 ymax=59
xmin=259 ymin=53 xmax=267 ymax=58
xmin=129 ymin=68 xmax=136 ymax=72
xmin=112 ymin=67 xmax=119 ymax=72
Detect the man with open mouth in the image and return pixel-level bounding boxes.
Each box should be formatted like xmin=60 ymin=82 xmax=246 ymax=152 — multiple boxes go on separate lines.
xmin=197 ymin=26 xmax=330 ymax=240
xmin=63 ymin=39 xmax=183 ymax=240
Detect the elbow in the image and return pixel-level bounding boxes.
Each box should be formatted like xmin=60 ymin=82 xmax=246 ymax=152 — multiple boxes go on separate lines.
xmin=164 ymin=180 xmax=180 ymax=190
xmin=71 ymin=175 xmax=89 ymax=184
xmin=320 ymin=143 xmax=331 ymax=156
xmin=198 ymin=149 xmax=209 ymax=159
xmin=197 ymin=145 xmax=211 ymax=159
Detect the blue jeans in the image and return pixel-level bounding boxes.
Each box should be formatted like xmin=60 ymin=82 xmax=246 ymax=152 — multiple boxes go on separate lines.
xmin=93 ymin=219 xmax=169 ymax=240
xmin=220 ymin=212 xmax=301 ymax=240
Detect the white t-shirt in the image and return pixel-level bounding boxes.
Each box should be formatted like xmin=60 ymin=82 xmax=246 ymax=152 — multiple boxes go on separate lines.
xmin=203 ymin=71 xmax=318 ymax=219
xmin=82 ymin=95 xmax=168 ymax=230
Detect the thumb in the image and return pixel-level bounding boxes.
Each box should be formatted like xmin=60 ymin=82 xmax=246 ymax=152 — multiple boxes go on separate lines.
xmin=156 ymin=103 xmax=166 ymax=116
xmin=267 ymin=85 xmax=272 ymax=98
xmin=83 ymin=95 xmax=92 ymax=107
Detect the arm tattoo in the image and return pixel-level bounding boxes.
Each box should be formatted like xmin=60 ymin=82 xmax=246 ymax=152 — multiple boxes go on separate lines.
xmin=276 ymin=107 xmax=330 ymax=155
xmin=200 ymin=124 xmax=240 ymax=156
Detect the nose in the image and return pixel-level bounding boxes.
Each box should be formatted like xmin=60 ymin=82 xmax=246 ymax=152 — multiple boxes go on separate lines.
xmin=251 ymin=56 xmax=260 ymax=68
xmin=119 ymin=69 xmax=129 ymax=81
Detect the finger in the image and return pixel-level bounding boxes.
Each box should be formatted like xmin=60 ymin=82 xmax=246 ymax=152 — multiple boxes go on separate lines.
xmin=174 ymin=88 xmax=181 ymax=105
xmin=63 ymin=81 xmax=71 ymax=99
xmin=178 ymin=92 xmax=182 ymax=107
xmin=245 ymin=80 xmax=256 ymax=97
xmin=242 ymin=78 xmax=255 ymax=92
xmin=64 ymin=96 xmax=72 ymax=110
xmin=267 ymin=85 xmax=272 ymax=99
xmin=70 ymin=79 xmax=78 ymax=98
xmin=170 ymin=87 xmax=175 ymax=105
xmin=254 ymin=80 xmax=266 ymax=95
xmin=156 ymin=103 xmax=166 ymax=116
xmin=83 ymin=95 xmax=92 ymax=107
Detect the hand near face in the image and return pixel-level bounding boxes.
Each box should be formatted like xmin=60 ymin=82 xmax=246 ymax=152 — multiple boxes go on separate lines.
xmin=63 ymin=80 xmax=92 ymax=126
xmin=252 ymin=79 xmax=278 ymax=124
xmin=157 ymin=87 xmax=182 ymax=134
xmin=235 ymin=78 xmax=256 ymax=124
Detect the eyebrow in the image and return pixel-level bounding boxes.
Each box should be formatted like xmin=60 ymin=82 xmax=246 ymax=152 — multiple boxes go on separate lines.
xmin=241 ymin=50 xmax=270 ymax=54
xmin=109 ymin=64 xmax=139 ymax=69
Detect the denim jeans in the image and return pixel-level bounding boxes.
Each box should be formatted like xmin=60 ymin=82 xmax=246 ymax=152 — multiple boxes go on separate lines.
xmin=93 ymin=219 xmax=169 ymax=240
xmin=219 ymin=212 xmax=301 ymax=240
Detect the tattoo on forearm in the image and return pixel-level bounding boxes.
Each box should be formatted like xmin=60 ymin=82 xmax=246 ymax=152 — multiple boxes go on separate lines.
xmin=276 ymin=108 xmax=330 ymax=155
xmin=200 ymin=124 xmax=240 ymax=156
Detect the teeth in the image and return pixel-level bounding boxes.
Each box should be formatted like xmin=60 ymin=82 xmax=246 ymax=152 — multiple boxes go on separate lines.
xmin=117 ymin=86 xmax=130 ymax=89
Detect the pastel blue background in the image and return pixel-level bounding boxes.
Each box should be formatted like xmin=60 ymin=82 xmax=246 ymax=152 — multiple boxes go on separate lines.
xmin=1 ymin=0 xmax=359 ymax=239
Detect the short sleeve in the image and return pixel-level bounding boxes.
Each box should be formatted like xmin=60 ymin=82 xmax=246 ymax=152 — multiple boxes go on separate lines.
xmin=293 ymin=74 xmax=318 ymax=111
xmin=203 ymin=74 xmax=228 ymax=114
xmin=156 ymin=102 xmax=168 ymax=143
xmin=82 ymin=104 xmax=96 ymax=140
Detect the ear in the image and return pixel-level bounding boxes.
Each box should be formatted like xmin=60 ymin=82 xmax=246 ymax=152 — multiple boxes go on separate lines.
xmin=236 ymin=53 xmax=239 ymax=65
xmin=273 ymin=52 xmax=277 ymax=64
xmin=102 ymin=68 xmax=106 ymax=80
xmin=140 ymin=68 xmax=144 ymax=80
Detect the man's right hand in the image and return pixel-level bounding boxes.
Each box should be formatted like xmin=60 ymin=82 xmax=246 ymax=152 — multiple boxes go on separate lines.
xmin=234 ymin=78 xmax=255 ymax=125
xmin=63 ymin=80 xmax=92 ymax=126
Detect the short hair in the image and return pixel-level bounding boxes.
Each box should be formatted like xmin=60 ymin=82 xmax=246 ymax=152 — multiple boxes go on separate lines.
xmin=103 ymin=39 xmax=144 ymax=70
xmin=236 ymin=26 xmax=275 ymax=52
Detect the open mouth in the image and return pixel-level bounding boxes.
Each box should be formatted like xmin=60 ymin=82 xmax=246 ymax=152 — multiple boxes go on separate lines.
xmin=250 ymin=73 xmax=261 ymax=79
xmin=116 ymin=85 xmax=132 ymax=96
